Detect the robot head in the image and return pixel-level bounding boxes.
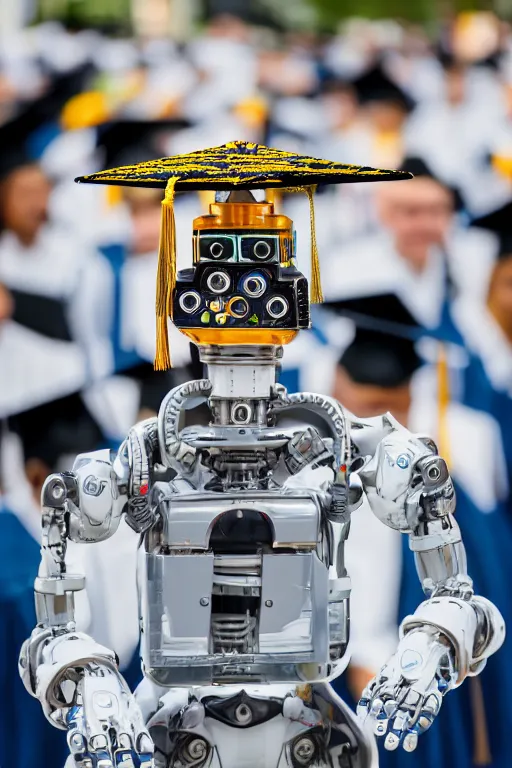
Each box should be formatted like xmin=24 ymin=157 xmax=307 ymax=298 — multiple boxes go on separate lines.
xmin=172 ymin=195 xmax=309 ymax=347
xmin=75 ymin=140 xmax=410 ymax=369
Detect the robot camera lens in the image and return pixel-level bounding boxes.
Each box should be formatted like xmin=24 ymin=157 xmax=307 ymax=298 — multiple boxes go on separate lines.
xmin=179 ymin=291 xmax=201 ymax=314
xmin=242 ymin=273 xmax=266 ymax=298
xmin=253 ymin=240 xmax=272 ymax=259
xmin=227 ymin=296 xmax=249 ymax=319
xmin=207 ymin=271 xmax=230 ymax=294
xmin=266 ymin=295 xmax=289 ymax=319
xmin=209 ymin=241 xmax=225 ymax=259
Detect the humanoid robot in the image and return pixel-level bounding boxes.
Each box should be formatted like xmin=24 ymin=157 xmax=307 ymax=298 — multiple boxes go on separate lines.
xmin=20 ymin=142 xmax=505 ymax=768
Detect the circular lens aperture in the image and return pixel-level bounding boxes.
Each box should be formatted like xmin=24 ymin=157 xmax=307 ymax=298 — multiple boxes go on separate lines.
xmin=209 ymin=241 xmax=225 ymax=259
xmin=179 ymin=291 xmax=201 ymax=314
xmin=253 ymin=240 xmax=272 ymax=259
xmin=226 ymin=296 xmax=249 ymax=319
xmin=266 ymin=295 xmax=289 ymax=319
xmin=207 ymin=271 xmax=230 ymax=294
xmin=242 ymin=273 xmax=267 ymax=298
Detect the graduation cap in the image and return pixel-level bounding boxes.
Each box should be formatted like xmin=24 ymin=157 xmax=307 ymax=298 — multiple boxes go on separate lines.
xmin=75 ymin=140 xmax=411 ymax=369
xmin=0 ymin=63 xmax=95 ymax=179
xmin=8 ymin=392 xmax=104 ymax=471
xmin=339 ymin=326 xmax=421 ymax=387
xmin=399 ymin=156 xmax=465 ymax=212
xmin=95 ymin=119 xmax=192 ymax=169
xmin=470 ymin=200 xmax=512 ymax=260
xmin=352 ymin=64 xmax=416 ymax=113
xmin=326 ymin=293 xmax=423 ymax=386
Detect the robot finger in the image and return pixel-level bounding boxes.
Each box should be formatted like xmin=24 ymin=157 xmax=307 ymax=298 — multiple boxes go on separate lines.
xmin=383 ymin=709 xmax=412 ymax=752
xmin=373 ymin=697 xmax=398 ymax=737
xmin=402 ymin=728 xmax=419 ymax=753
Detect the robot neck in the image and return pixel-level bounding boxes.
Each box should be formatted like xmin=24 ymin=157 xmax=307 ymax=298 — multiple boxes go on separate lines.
xmin=198 ymin=344 xmax=282 ymax=427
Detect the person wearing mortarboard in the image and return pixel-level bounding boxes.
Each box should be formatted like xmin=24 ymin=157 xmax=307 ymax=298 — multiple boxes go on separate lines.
xmin=314 ymin=296 xmax=512 ymax=768
xmin=81 ymin=120 xmax=210 ymax=429
xmin=451 ymin=200 xmax=512 ymax=505
xmin=0 ymin=132 xmax=120 ymax=431
xmin=295 ymin=65 xmax=416 ymax=253
xmin=317 ymin=157 xmax=479 ymax=352
xmin=404 ymin=50 xmax=512 ymax=216
xmin=0 ymin=392 xmax=143 ymax=768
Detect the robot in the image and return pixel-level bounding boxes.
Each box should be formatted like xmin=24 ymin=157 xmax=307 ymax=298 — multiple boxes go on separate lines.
xmin=19 ymin=142 xmax=505 ymax=767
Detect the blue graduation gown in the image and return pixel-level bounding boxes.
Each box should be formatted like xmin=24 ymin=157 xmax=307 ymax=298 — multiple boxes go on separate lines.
xmin=378 ymin=485 xmax=512 ymax=768
xmin=0 ymin=508 xmax=69 ymax=768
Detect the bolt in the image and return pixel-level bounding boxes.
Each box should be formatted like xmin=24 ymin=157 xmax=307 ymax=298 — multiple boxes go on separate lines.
xmin=52 ymin=484 xmax=65 ymax=500
xmin=200 ymin=597 xmax=210 ymax=606
xmin=265 ymin=599 xmax=273 ymax=607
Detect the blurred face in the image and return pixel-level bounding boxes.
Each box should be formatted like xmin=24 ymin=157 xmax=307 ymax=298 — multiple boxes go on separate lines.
xmin=487 ymin=256 xmax=512 ymax=339
xmin=0 ymin=165 xmax=51 ymax=246
xmin=0 ymin=283 xmax=13 ymax=327
xmin=377 ymin=176 xmax=454 ymax=270
xmin=333 ymin=366 xmax=411 ymax=426
xmin=123 ymin=187 xmax=162 ymax=255
xmin=25 ymin=457 xmax=51 ymax=506
xmin=365 ymin=101 xmax=408 ymax=133
xmin=323 ymin=88 xmax=358 ymax=130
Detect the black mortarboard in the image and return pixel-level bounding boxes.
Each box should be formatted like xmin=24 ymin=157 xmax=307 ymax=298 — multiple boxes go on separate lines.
xmin=352 ymin=64 xmax=416 ymax=113
xmin=324 ymin=292 xmax=422 ymax=342
xmin=339 ymin=327 xmax=421 ymax=387
xmin=8 ymin=392 xmax=104 ymax=470
xmin=96 ymin=119 xmax=192 ymax=170
xmin=470 ymin=200 xmax=512 ymax=260
xmin=399 ymin=156 xmax=465 ymax=212
xmin=0 ymin=63 xmax=95 ymax=179
xmin=325 ymin=293 xmax=423 ymax=386
xmin=75 ymin=140 xmax=411 ymax=370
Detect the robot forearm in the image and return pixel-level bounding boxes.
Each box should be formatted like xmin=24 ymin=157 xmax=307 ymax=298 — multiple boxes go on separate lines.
xmin=355 ymin=416 xmax=505 ymax=751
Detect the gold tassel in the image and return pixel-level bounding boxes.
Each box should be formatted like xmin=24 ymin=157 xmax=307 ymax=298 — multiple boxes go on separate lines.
xmin=154 ymin=176 xmax=179 ymax=371
xmin=436 ymin=344 xmax=451 ymax=466
xmin=304 ymin=185 xmax=323 ymax=303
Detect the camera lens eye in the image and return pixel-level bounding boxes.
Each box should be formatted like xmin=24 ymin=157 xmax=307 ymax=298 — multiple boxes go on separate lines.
xmin=253 ymin=240 xmax=272 ymax=259
xmin=179 ymin=291 xmax=201 ymax=314
xmin=207 ymin=271 xmax=230 ymax=294
xmin=209 ymin=241 xmax=224 ymax=259
xmin=227 ymin=296 xmax=249 ymax=318
xmin=242 ymin=273 xmax=266 ymax=298
xmin=266 ymin=295 xmax=289 ymax=319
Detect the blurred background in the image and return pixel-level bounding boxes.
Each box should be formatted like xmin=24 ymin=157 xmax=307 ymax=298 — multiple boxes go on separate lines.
xmin=1 ymin=0 xmax=512 ymax=766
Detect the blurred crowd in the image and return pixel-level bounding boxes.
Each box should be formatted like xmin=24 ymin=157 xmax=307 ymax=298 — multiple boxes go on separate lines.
xmin=1 ymin=7 xmax=512 ymax=768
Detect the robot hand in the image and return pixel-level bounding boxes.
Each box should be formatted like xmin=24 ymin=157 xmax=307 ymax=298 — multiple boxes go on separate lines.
xmin=357 ymin=627 xmax=454 ymax=752
xmin=66 ymin=665 xmax=154 ymax=767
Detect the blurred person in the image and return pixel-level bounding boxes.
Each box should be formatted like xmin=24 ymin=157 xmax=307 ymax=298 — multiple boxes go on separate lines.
xmin=0 ymin=154 xmax=114 ymax=372
xmin=321 ymin=157 xmax=494 ymax=340
xmin=0 ymin=393 xmax=141 ymax=768
xmin=312 ymin=66 xmax=416 ymax=250
xmin=322 ymin=307 xmax=512 ymax=768
xmin=405 ymin=53 xmax=512 ymax=215
xmin=452 ymin=200 xmax=512 ymax=496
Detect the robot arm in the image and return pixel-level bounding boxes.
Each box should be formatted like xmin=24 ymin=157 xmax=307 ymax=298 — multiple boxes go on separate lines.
xmin=351 ymin=413 xmax=505 ymax=752
xmin=19 ymin=433 xmax=156 ymax=767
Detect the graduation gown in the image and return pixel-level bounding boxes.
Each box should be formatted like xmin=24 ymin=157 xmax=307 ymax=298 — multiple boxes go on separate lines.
xmin=0 ymin=503 xmax=69 ymax=768
xmin=332 ymin=372 xmax=512 ymax=768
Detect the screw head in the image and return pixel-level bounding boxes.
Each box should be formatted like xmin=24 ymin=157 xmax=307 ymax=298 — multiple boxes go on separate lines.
xmin=265 ymin=599 xmax=273 ymax=607
xmin=52 ymin=484 xmax=65 ymax=500
xmin=200 ymin=597 xmax=210 ymax=606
